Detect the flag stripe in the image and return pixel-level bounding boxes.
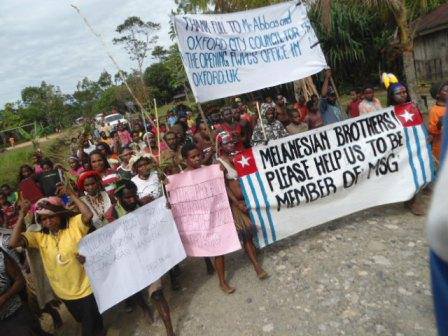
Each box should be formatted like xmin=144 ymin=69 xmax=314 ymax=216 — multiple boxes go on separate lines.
xmin=246 ymin=175 xmax=269 ymax=245
xmin=404 ymin=127 xmax=419 ymax=192
xmin=421 ymin=126 xmax=436 ymax=180
xmin=255 ymin=172 xmax=277 ymax=242
xmin=239 ymin=178 xmax=260 ymax=247
xmin=412 ymin=126 xmax=427 ymax=186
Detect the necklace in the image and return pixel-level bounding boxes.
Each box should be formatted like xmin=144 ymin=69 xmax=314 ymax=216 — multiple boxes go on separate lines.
xmin=86 ymin=192 xmax=107 ymax=222
xmin=50 ymin=231 xmax=70 ymax=265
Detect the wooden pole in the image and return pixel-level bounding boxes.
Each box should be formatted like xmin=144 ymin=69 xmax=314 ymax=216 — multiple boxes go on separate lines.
xmin=256 ymin=101 xmax=268 ymax=142
xmin=154 ymin=98 xmax=161 ymax=155
xmin=197 ymin=103 xmax=215 ymax=147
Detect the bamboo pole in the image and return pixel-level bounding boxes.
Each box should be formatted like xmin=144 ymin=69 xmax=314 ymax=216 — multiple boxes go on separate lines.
xmin=154 ymin=98 xmax=161 ymax=155
xmin=256 ymin=101 xmax=268 ymax=142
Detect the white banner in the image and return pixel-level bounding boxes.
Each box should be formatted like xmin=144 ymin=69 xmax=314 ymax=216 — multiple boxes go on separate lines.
xmin=79 ymin=197 xmax=186 ymax=313
xmin=173 ymin=1 xmax=327 ymax=102
xmin=234 ymin=105 xmax=435 ymax=247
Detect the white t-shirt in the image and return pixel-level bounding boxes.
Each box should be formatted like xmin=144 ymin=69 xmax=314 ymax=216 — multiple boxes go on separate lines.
xmin=131 ymin=171 xmax=162 ymax=199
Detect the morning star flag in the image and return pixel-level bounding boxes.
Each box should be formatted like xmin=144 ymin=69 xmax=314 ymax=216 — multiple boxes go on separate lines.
xmin=234 ymin=104 xmax=435 ymax=248
xmin=172 ymin=1 xmax=327 ymax=102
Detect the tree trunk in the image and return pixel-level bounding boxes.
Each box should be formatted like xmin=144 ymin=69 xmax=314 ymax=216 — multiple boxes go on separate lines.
xmin=394 ymin=3 xmax=425 ymax=111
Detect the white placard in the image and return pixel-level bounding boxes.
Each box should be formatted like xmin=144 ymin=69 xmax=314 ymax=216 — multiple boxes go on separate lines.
xmin=79 ymin=197 xmax=186 ymax=313
xmin=173 ymin=1 xmax=327 ymax=102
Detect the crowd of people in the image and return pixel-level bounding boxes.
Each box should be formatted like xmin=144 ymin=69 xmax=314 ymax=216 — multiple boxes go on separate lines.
xmin=0 ymin=70 xmax=446 ymax=336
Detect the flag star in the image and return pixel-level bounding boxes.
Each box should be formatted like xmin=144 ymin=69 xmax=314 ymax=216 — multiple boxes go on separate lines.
xmin=400 ymin=110 xmax=414 ymax=122
xmin=237 ymin=155 xmax=250 ymax=167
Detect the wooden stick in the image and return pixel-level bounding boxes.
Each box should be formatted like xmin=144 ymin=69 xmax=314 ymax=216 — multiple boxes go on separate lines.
xmin=197 ymin=103 xmax=215 ymax=147
xmin=154 ymin=98 xmax=161 ymax=155
xmin=329 ymin=75 xmax=342 ymax=107
xmin=256 ymin=101 xmax=268 ymax=142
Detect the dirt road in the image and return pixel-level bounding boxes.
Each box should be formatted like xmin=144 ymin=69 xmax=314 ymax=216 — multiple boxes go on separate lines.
xmin=48 ymin=196 xmax=435 ymax=336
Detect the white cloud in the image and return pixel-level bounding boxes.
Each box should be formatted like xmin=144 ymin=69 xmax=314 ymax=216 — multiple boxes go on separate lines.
xmin=0 ymin=0 xmax=176 ymax=106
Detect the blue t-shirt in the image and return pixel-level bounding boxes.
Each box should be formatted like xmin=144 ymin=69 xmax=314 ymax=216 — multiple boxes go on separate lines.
xmin=319 ymin=98 xmax=344 ymax=125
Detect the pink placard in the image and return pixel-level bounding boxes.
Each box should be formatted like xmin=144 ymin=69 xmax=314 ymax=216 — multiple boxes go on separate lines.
xmin=166 ymin=165 xmax=241 ymax=257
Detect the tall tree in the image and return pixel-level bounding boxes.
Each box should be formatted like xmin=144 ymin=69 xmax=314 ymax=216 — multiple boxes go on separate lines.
xmin=113 ymin=16 xmax=161 ymax=76
xmin=151 ymin=45 xmax=169 ymax=62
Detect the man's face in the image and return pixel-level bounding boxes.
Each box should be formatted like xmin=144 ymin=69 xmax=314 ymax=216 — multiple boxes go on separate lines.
xmin=350 ymin=91 xmax=357 ymax=100
xmin=120 ymin=189 xmax=138 ymax=209
xmin=327 ymin=94 xmax=337 ymax=105
xmin=132 ymin=132 xmax=140 ymax=143
xmin=291 ymin=112 xmax=301 ymax=125
xmin=165 ymin=133 xmax=178 ymax=150
xmin=199 ymin=123 xmax=208 ymax=135
xmin=211 ymin=112 xmax=221 ymax=123
xmin=276 ymin=96 xmax=284 ymax=106
xmin=186 ymin=148 xmax=202 ymax=169
xmin=439 ymin=85 xmax=448 ymax=101
xmin=364 ymin=88 xmax=374 ymax=101
xmin=232 ymin=108 xmax=241 ymax=121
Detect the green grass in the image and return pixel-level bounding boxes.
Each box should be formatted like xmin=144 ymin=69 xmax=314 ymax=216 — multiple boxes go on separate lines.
xmin=0 ymin=134 xmax=72 ymax=188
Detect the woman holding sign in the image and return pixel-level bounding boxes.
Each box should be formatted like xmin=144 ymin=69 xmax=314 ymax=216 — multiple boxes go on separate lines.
xmin=216 ymin=132 xmax=269 ymax=280
xmin=9 ymin=185 xmax=105 ymax=336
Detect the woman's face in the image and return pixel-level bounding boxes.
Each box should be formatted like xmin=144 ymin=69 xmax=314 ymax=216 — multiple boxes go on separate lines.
xmin=136 ymin=159 xmax=152 ymax=178
xmin=40 ymin=214 xmax=62 ymax=232
xmin=120 ymin=149 xmax=133 ymax=164
xmin=84 ymin=177 xmax=100 ymax=196
xmin=186 ymin=149 xmax=202 ymax=169
xmin=21 ymin=167 xmax=33 ymax=179
xmin=42 ymin=164 xmax=52 ymax=173
xmin=69 ymin=159 xmax=79 ymax=170
xmin=393 ymin=87 xmax=408 ymax=104
xmin=265 ymin=109 xmax=275 ymax=122
xmin=90 ymin=154 xmax=105 ymax=172
xmin=222 ymin=141 xmax=235 ymax=154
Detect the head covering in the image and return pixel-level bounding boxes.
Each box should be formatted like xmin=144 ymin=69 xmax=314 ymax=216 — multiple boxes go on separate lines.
xmin=216 ymin=131 xmax=234 ymax=145
xmin=77 ymin=170 xmax=101 ymax=190
xmin=129 ymin=153 xmax=155 ymax=172
xmin=35 ymin=197 xmax=64 ymax=216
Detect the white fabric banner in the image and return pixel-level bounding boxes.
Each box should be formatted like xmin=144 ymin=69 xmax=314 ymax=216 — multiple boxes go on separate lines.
xmin=234 ymin=105 xmax=434 ymax=247
xmin=173 ymin=1 xmax=327 ymax=102
xmin=79 ymin=197 xmax=186 ymax=313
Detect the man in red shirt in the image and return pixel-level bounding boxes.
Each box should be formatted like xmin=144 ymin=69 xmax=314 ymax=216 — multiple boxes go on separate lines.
xmin=293 ymin=96 xmax=309 ymax=122
xmin=346 ymin=89 xmax=362 ymax=118
xmin=215 ymin=107 xmax=244 ymax=152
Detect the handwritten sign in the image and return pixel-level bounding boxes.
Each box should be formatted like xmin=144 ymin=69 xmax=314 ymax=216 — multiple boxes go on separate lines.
xmin=234 ymin=106 xmax=434 ymax=247
xmin=166 ymin=165 xmax=241 ymax=257
xmin=79 ymin=197 xmax=186 ymax=313
xmin=172 ymin=1 xmax=327 ymax=102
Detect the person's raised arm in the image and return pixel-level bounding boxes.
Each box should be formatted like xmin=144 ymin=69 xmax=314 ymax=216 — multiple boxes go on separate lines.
xmin=0 ymin=253 xmax=25 ymax=309
xmin=9 ymin=199 xmax=31 ymax=249
xmin=56 ymin=183 xmax=93 ymax=226
xmin=321 ymin=69 xmax=332 ymax=98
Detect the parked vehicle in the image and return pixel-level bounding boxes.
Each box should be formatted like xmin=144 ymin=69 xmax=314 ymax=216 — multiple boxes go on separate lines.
xmin=104 ymin=113 xmax=128 ymax=129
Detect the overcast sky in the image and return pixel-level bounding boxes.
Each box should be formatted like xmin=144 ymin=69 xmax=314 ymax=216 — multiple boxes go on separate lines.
xmin=0 ymin=0 xmax=176 ymax=107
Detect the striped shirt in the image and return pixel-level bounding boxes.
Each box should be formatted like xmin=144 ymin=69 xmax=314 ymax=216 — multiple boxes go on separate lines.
xmin=101 ymin=169 xmax=120 ymax=197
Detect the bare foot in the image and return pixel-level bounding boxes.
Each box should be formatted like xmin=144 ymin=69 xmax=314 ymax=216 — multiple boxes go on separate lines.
xmin=219 ymin=283 xmax=236 ymax=294
xmin=256 ymin=269 xmax=270 ymax=280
